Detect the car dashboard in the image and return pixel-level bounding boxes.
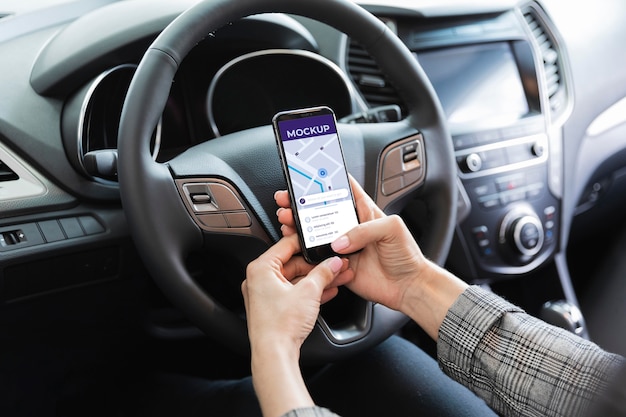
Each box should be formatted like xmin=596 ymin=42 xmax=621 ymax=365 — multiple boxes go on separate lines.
xmin=1 ymin=0 xmax=626 ymax=412
xmin=1 ymin=1 xmax=575 ymax=282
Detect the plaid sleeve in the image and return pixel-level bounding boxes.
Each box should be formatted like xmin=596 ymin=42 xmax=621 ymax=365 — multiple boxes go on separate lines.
xmin=281 ymin=407 xmax=341 ymax=417
xmin=438 ymin=286 xmax=625 ymax=417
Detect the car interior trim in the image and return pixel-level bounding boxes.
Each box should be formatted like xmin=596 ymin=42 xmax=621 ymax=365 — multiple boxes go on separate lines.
xmin=0 ymin=145 xmax=47 ymax=202
xmin=586 ymin=96 xmax=626 ymax=137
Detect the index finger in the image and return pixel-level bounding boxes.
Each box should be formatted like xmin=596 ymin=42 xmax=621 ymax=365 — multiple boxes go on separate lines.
xmin=348 ymin=175 xmax=385 ymax=222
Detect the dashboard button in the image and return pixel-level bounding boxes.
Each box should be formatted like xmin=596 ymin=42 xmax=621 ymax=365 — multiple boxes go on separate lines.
xmin=60 ymin=218 xmax=85 ymax=238
xmin=473 ymin=184 xmax=490 ymax=196
xmin=526 ymin=183 xmax=544 ymax=199
xmin=479 ymin=197 xmax=500 ymax=210
xmin=532 ymin=141 xmax=545 ymax=157
xmin=505 ymin=143 xmax=531 ymax=164
xmin=500 ymin=191 xmax=526 ymax=205
xmin=480 ymin=148 xmax=507 ymax=169
xmin=472 ymin=225 xmax=493 ymax=257
xmin=79 ymin=216 xmax=105 ymax=235
xmin=474 ymin=130 xmax=500 ymax=145
xmin=506 ymin=214 xmax=544 ymax=257
xmin=496 ymin=173 xmax=525 ymax=191
xmin=453 ymin=134 xmax=476 ymax=150
xmin=462 ymin=153 xmax=482 ymax=172
xmin=38 ymin=220 xmax=65 ymax=243
xmin=519 ymin=222 xmax=540 ymax=250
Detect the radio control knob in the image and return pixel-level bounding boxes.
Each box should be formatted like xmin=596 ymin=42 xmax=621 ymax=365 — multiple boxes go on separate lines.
xmin=532 ymin=141 xmax=545 ymax=157
xmin=462 ymin=153 xmax=482 ymax=173
xmin=509 ymin=215 xmax=544 ymax=257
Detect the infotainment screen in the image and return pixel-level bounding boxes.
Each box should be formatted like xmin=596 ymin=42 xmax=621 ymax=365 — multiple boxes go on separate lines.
xmin=415 ymin=42 xmax=529 ymax=130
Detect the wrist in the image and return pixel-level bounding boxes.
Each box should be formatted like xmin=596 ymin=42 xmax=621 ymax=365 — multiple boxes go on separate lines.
xmin=251 ymin=334 xmax=301 ymax=366
xmin=401 ymin=259 xmax=468 ymax=340
xmin=251 ymin=338 xmax=314 ymax=417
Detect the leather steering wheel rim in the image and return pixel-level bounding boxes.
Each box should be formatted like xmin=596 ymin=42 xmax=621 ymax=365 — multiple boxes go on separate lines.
xmin=118 ymin=0 xmax=456 ymax=364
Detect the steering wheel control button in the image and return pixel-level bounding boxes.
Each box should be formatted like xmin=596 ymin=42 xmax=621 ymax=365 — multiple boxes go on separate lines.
xmin=380 ymin=137 xmax=425 ymax=196
xmin=382 ymin=175 xmax=404 ymax=196
xmin=207 ymin=183 xmax=245 ymax=211
xmin=401 ymin=140 xmax=422 ymax=172
xmin=198 ymin=214 xmax=228 ymax=228
xmin=191 ymin=194 xmax=212 ymax=205
xmin=403 ymin=150 xmax=418 ymax=163
xmin=183 ymin=184 xmax=217 ymax=212
xmin=225 ymin=212 xmax=251 ymax=228
xmin=382 ymin=147 xmax=403 ymax=180
xmin=179 ymin=180 xmax=258 ymax=233
xmin=183 ymin=182 xmax=249 ymax=214
xmin=403 ymin=168 xmax=423 ymax=187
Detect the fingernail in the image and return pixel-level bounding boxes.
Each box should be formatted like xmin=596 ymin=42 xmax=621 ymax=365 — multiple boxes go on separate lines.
xmin=328 ymin=256 xmax=343 ymax=273
xmin=331 ymin=235 xmax=350 ymax=251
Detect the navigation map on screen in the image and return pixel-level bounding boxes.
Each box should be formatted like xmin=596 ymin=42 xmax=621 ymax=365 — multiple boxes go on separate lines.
xmin=277 ymin=113 xmax=358 ymax=248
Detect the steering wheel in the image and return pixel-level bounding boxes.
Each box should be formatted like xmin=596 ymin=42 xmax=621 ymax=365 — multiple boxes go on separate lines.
xmin=118 ymin=0 xmax=456 ymax=364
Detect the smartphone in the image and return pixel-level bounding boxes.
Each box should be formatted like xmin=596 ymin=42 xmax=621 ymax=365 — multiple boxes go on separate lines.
xmin=273 ymin=106 xmax=360 ymax=263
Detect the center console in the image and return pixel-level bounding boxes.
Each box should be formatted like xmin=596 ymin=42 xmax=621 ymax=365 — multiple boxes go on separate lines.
xmin=452 ymin=117 xmax=559 ymax=278
xmin=399 ymin=10 xmax=563 ymax=280
xmin=343 ymin=2 xmax=578 ymax=334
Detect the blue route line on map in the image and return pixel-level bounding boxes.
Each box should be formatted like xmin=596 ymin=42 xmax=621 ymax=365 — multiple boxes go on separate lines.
xmin=288 ymin=165 xmax=325 ymax=193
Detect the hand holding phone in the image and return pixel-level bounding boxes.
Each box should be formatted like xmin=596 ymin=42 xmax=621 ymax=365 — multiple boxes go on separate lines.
xmin=273 ymin=106 xmax=359 ymax=263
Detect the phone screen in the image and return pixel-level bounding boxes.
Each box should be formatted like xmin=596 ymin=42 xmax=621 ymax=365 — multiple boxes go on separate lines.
xmin=273 ymin=107 xmax=359 ymax=262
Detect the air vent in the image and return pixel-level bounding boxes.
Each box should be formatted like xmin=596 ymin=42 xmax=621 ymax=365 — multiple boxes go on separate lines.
xmin=346 ymin=39 xmax=404 ymax=113
xmin=522 ymin=6 xmax=567 ymax=117
xmin=0 ymin=159 xmax=19 ymax=181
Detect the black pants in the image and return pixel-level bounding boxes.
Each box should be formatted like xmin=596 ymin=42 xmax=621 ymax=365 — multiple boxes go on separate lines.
xmin=131 ymin=336 xmax=497 ymax=417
